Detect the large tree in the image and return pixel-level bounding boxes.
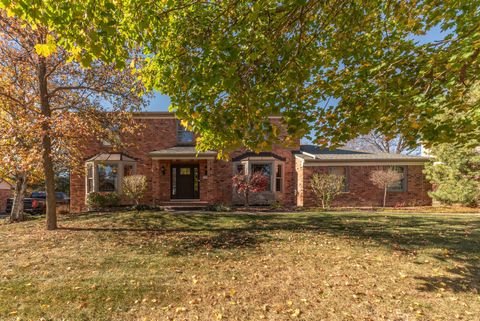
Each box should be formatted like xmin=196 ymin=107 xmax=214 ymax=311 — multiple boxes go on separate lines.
xmin=345 ymin=131 xmax=418 ymax=155
xmin=0 ymin=105 xmax=42 ymax=221
xmin=1 ymin=1 xmax=477 ymax=154
xmin=0 ymin=12 xmax=146 ymax=229
xmin=424 ymin=142 xmax=480 ymax=206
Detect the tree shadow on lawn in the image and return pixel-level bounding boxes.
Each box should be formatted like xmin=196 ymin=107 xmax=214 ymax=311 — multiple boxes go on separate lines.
xmin=166 ymin=230 xmax=266 ymax=256
xmin=59 ymin=211 xmax=480 ymax=293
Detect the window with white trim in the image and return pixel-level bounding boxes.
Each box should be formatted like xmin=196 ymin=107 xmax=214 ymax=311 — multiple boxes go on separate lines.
xmin=85 ymin=157 xmax=136 ymax=196
xmin=251 ymin=163 xmax=272 ymax=192
xmin=98 ymin=163 xmax=118 ymax=192
xmin=275 ymin=164 xmax=283 ymax=192
xmin=86 ymin=163 xmax=94 ymax=193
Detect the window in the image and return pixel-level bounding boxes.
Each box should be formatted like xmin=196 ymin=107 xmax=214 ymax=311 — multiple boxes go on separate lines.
xmin=180 ymin=167 xmax=191 ymax=175
xmin=388 ymin=166 xmax=406 ymax=192
xmin=97 ymin=163 xmax=118 ymax=192
xmin=275 ymin=164 xmax=283 ymax=192
xmin=194 ymin=167 xmax=199 ymax=194
xmin=329 ymin=166 xmax=348 ymax=192
xmin=124 ymin=164 xmax=135 ymax=177
xmin=172 ymin=167 xmax=177 ymax=196
xmin=235 ymin=164 xmax=245 ymax=174
xmin=251 ymin=163 xmax=272 ymax=191
xmin=86 ymin=163 xmax=94 ymax=193
xmin=177 ymin=120 xmax=194 ymax=144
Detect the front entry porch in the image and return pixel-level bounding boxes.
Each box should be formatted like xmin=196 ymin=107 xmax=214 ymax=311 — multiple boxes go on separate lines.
xmin=149 ymin=146 xmax=221 ymax=206
xmin=171 ymin=164 xmax=200 ymax=199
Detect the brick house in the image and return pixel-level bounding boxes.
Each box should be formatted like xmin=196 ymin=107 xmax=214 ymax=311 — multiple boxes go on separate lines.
xmin=70 ymin=112 xmax=431 ymax=212
xmin=0 ymin=179 xmax=13 ymax=213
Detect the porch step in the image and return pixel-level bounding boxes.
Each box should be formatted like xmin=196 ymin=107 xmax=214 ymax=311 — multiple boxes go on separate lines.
xmin=159 ymin=200 xmax=209 ymax=211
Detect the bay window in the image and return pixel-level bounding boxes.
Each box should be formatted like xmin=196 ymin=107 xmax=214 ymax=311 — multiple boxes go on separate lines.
xmin=251 ymin=163 xmax=272 ymax=191
xmin=85 ymin=153 xmax=137 ymax=197
xmin=232 ymin=160 xmax=285 ymax=193
xmin=97 ymin=163 xmax=118 ymax=192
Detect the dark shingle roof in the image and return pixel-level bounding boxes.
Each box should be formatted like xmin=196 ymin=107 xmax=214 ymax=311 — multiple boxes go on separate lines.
xmin=149 ymin=146 xmax=217 ymax=159
xmin=299 ymin=145 xmax=429 ymax=162
xmin=232 ymin=152 xmax=286 ymax=162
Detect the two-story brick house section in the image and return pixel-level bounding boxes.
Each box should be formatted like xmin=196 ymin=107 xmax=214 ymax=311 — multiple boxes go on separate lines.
xmin=70 ymin=112 xmax=431 ymax=212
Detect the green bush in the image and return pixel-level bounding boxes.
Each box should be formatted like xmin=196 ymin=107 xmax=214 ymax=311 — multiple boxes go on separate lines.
xmin=87 ymin=192 xmax=121 ymax=209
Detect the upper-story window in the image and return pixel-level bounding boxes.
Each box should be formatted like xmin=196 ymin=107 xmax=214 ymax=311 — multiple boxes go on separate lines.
xmin=177 ymin=120 xmax=195 ymax=145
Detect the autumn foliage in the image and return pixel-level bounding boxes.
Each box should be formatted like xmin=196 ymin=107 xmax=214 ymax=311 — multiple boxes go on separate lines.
xmin=232 ymin=172 xmax=269 ymax=208
xmin=0 ymin=11 xmax=147 ymax=229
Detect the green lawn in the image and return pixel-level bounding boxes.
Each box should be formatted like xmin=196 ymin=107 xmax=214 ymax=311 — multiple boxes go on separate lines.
xmin=1 ymin=210 xmax=479 ymax=320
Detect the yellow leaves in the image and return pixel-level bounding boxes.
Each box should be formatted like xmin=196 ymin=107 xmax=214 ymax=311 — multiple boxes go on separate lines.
xmin=34 ymin=35 xmax=57 ymax=57
xmin=5 ymin=8 xmax=16 ymax=17
xmin=291 ymin=308 xmax=301 ymax=317
xmin=191 ymin=111 xmax=200 ymax=119
xmin=410 ymin=121 xmax=421 ymax=129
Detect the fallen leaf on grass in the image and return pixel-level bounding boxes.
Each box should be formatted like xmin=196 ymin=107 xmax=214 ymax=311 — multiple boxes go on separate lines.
xmin=291 ymin=309 xmax=301 ymax=317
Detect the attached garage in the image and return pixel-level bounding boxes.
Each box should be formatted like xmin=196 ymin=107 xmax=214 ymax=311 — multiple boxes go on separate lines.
xmin=295 ymin=146 xmax=432 ymax=207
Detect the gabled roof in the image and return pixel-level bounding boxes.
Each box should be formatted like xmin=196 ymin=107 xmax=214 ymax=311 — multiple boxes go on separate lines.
xmin=149 ymin=146 xmax=217 ymax=159
xmin=298 ymin=145 xmax=430 ymax=163
xmin=232 ymin=152 xmax=286 ymax=162
xmin=85 ymin=153 xmax=137 ymax=162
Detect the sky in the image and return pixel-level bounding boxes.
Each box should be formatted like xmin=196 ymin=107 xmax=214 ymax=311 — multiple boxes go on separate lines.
xmin=145 ymin=26 xmax=448 ymax=112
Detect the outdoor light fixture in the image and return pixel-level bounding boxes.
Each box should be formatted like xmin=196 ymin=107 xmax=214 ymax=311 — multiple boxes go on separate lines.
xmin=161 ymin=165 xmax=166 ymax=175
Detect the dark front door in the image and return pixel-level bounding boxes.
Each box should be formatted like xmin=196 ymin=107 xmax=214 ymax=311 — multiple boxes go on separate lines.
xmin=171 ymin=165 xmax=199 ymax=199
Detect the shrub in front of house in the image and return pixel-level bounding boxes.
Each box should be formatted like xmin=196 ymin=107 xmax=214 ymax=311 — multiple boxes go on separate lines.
xmin=87 ymin=192 xmax=121 ymax=210
xmin=310 ymin=173 xmax=344 ymax=209
xmin=122 ymin=175 xmax=147 ymax=209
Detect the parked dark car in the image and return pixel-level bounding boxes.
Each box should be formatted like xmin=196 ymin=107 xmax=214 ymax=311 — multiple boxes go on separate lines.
xmin=5 ymin=192 xmax=70 ymax=215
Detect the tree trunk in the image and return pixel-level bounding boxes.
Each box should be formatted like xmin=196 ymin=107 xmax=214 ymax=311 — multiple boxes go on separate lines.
xmin=383 ymin=187 xmax=387 ymax=207
xmin=244 ymin=190 xmax=250 ymax=209
xmin=10 ymin=173 xmax=27 ymax=222
xmin=38 ymin=55 xmax=57 ymax=230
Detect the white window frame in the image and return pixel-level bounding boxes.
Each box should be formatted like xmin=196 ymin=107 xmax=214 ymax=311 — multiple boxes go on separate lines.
xmin=232 ymin=159 xmax=284 ymax=193
xmin=85 ymin=160 xmax=137 ymax=200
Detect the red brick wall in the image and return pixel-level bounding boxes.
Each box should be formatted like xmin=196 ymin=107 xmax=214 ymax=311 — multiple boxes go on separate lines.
xmin=0 ymin=189 xmax=12 ymax=213
xmin=70 ymin=117 xmax=178 ymax=212
xmin=70 ymin=116 xmax=300 ymax=212
xmin=69 ymin=114 xmax=431 ymax=211
xmin=298 ymin=164 xmax=432 ymax=207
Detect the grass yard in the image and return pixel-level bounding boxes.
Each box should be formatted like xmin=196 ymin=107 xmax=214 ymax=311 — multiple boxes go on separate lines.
xmin=1 ymin=210 xmax=479 ymax=320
